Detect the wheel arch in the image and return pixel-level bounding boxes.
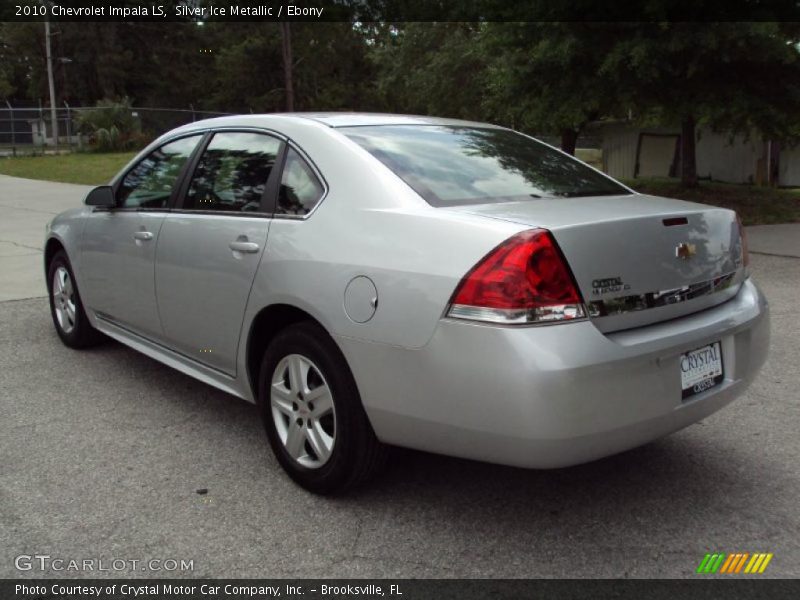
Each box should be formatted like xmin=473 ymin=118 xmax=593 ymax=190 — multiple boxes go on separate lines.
xmin=246 ymin=303 xmax=338 ymax=400
xmin=44 ymin=237 xmax=66 ymax=274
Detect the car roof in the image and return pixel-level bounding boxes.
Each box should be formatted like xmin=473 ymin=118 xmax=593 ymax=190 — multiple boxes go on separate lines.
xmin=284 ymin=112 xmax=503 ymax=129
xmin=169 ymin=112 xmax=504 ymax=134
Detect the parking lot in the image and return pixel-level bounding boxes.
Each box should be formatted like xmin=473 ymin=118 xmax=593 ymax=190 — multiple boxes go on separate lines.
xmin=1 ymin=174 xmax=798 ymax=578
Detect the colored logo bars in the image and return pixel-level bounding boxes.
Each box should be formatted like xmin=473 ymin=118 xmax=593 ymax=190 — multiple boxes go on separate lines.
xmin=696 ymin=553 xmax=773 ymax=574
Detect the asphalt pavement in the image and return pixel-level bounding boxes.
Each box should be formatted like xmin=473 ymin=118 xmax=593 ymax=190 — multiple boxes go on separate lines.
xmin=0 ymin=175 xmax=798 ymax=578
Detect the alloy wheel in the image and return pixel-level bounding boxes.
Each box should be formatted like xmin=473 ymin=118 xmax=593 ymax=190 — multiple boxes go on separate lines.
xmin=270 ymin=353 xmax=336 ymax=469
xmin=52 ymin=266 xmax=76 ymax=334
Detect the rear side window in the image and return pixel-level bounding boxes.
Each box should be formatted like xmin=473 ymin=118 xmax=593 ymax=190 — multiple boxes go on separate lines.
xmin=184 ymin=132 xmax=282 ymax=213
xmin=277 ymin=148 xmax=325 ymax=216
xmin=118 ymin=135 xmax=202 ymax=208
xmin=342 ymin=125 xmax=630 ymax=206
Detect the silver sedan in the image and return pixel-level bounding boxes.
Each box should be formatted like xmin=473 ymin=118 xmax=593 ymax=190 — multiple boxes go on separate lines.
xmin=44 ymin=113 xmax=769 ymax=493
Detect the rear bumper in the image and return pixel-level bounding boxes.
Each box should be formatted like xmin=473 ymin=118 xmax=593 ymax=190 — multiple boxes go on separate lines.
xmin=336 ymin=278 xmax=770 ymax=468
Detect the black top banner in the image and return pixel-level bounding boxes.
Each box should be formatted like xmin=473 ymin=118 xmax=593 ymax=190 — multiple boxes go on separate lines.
xmin=4 ymin=579 xmax=800 ymax=600
xmin=2 ymin=0 xmax=800 ymax=22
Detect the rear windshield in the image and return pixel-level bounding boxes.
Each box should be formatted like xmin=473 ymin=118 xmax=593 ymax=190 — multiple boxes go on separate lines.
xmin=342 ymin=125 xmax=630 ymax=206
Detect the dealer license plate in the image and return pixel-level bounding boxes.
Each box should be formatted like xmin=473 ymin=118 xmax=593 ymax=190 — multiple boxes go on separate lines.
xmin=680 ymin=342 xmax=724 ymax=400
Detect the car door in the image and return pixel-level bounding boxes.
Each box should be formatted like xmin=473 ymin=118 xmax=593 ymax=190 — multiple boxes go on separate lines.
xmin=80 ymin=134 xmax=203 ymax=339
xmin=154 ymin=130 xmax=283 ymax=375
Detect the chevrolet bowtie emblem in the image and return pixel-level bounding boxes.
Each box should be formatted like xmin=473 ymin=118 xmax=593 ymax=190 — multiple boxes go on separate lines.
xmin=676 ymin=242 xmax=697 ymax=259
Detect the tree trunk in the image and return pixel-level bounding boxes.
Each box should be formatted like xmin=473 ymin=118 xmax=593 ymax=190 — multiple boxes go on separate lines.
xmin=680 ymin=115 xmax=698 ymax=187
xmin=560 ymin=128 xmax=578 ymax=155
xmin=280 ymin=22 xmax=294 ymax=112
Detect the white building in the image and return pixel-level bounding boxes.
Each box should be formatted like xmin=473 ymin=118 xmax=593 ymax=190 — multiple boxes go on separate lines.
xmin=27 ymin=118 xmax=81 ymax=147
xmin=596 ymin=121 xmax=800 ymax=187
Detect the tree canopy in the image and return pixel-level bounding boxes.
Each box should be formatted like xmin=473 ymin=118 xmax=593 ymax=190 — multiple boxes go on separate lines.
xmin=3 ymin=19 xmax=800 ymax=185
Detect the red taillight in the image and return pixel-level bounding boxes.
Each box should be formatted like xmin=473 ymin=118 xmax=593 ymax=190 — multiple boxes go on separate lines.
xmin=447 ymin=229 xmax=586 ymax=324
xmin=736 ymin=214 xmax=750 ymax=268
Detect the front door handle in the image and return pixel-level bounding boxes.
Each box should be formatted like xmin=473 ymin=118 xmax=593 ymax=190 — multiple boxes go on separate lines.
xmin=229 ymin=240 xmax=260 ymax=254
xmin=133 ymin=231 xmax=153 ymax=241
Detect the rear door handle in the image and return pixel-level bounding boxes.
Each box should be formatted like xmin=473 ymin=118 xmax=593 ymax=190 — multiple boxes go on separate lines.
xmin=133 ymin=231 xmax=153 ymax=241
xmin=229 ymin=240 xmax=260 ymax=254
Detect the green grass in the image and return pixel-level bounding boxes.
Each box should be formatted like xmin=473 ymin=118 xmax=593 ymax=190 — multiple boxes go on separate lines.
xmin=624 ymin=178 xmax=800 ymax=226
xmin=0 ymin=152 xmax=137 ymax=185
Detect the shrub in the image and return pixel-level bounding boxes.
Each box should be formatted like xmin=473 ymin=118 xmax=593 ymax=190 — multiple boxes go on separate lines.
xmin=76 ymin=98 xmax=147 ymax=152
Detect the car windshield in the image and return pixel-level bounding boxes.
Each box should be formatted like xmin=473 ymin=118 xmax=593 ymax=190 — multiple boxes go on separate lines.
xmin=342 ymin=125 xmax=630 ymax=206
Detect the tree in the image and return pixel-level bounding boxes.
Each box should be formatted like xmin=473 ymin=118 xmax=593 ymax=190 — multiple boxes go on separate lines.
xmin=288 ymin=23 xmax=379 ymax=111
xmin=369 ymin=22 xmax=487 ymax=120
xmin=0 ymin=22 xmax=47 ymax=102
xmin=603 ymin=21 xmax=800 ymax=186
xmin=0 ymin=21 xmax=210 ymax=107
xmin=4 ymin=16 xmax=800 ymax=190
xmin=208 ymin=22 xmax=376 ymax=113
xmin=481 ymin=22 xmax=624 ymax=155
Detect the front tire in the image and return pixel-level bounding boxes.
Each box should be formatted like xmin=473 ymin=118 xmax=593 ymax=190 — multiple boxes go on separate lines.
xmin=258 ymin=321 xmax=387 ymax=494
xmin=47 ymin=250 xmax=104 ymax=348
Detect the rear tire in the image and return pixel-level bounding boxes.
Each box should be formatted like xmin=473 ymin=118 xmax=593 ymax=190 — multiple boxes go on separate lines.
xmin=47 ymin=250 xmax=104 ymax=349
xmin=258 ymin=321 xmax=387 ymax=494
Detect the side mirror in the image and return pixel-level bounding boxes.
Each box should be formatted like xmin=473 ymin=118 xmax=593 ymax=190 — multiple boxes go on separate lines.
xmin=84 ymin=185 xmax=116 ymax=207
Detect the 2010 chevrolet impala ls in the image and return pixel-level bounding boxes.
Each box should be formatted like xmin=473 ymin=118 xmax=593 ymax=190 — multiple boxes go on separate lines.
xmin=44 ymin=113 xmax=769 ymax=493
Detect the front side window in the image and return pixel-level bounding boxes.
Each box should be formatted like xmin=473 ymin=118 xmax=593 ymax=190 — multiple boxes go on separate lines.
xmin=276 ymin=148 xmax=325 ymax=216
xmin=184 ymin=132 xmax=282 ymax=213
xmin=342 ymin=125 xmax=630 ymax=207
xmin=117 ymin=135 xmax=202 ymax=208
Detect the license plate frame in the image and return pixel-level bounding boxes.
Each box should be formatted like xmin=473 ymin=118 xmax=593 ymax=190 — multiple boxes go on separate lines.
xmin=680 ymin=341 xmax=724 ymax=401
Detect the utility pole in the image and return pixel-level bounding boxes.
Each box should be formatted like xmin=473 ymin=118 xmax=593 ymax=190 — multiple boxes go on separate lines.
xmin=44 ymin=19 xmax=59 ymax=151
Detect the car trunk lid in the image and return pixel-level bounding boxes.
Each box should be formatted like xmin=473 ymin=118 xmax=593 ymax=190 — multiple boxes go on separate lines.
xmin=445 ymin=194 xmax=747 ymax=333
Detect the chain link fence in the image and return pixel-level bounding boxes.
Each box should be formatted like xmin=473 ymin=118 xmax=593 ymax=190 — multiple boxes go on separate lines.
xmin=0 ymin=103 xmax=232 ymax=156
xmin=1 ymin=104 xmax=606 ymax=170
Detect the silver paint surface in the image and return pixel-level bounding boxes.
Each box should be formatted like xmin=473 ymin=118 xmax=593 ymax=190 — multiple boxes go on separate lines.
xmin=44 ymin=113 xmax=769 ymax=468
